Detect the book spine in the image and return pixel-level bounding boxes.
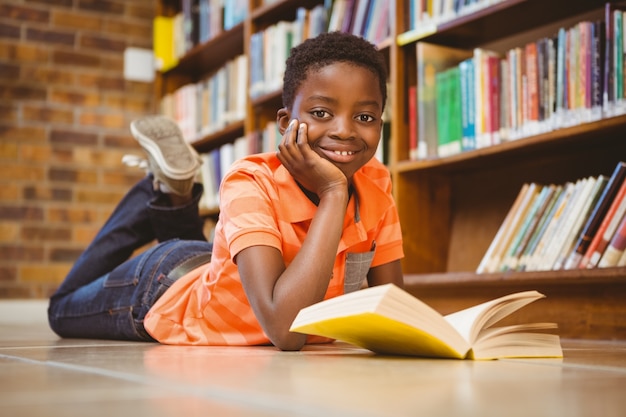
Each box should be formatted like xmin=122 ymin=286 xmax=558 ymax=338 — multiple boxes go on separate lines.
xmin=580 ymin=178 xmax=626 ymax=268
xmin=477 ymin=183 xmax=530 ymax=274
xmin=564 ymin=161 xmax=626 ymax=269
xmin=408 ymin=85 xmax=418 ymax=160
xmin=598 ymin=213 xmax=626 ymax=268
xmin=518 ymin=185 xmax=564 ymax=271
xmin=586 ymin=187 xmax=626 ymax=268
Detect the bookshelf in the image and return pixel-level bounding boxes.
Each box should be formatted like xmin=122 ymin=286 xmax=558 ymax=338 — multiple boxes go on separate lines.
xmin=154 ymin=0 xmax=626 ymax=341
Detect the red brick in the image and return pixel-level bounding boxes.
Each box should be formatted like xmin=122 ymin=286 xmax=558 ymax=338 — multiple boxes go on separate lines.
xmin=126 ymin=3 xmax=154 ymax=20
xmin=0 ymin=125 xmax=47 ymax=143
xmin=23 ymin=104 xmax=75 ymax=124
xmin=0 ymin=40 xmax=49 ymax=62
xmin=0 ymin=184 xmax=20 ymax=201
xmin=0 ymin=84 xmax=47 ymax=101
xmin=20 ymin=66 xmax=74 ymax=84
xmin=103 ymin=19 xmax=152 ymax=41
xmin=49 ymin=247 xmax=84 ymax=262
xmin=52 ymin=9 xmax=102 ymax=30
xmin=23 ymin=185 xmax=72 ymax=202
xmin=0 ymin=245 xmax=45 ymax=261
xmin=26 ymin=27 xmax=75 ymax=46
xmin=0 ymin=164 xmax=46 ymax=181
xmin=52 ymin=50 xmax=100 ymax=68
xmin=26 ymin=0 xmax=73 ymax=8
xmin=50 ymin=88 xmax=101 ymax=107
xmin=18 ymin=144 xmax=52 ymax=162
xmin=50 ymin=129 xmax=98 ymax=146
xmin=76 ymin=188 xmax=125 ymax=204
xmin=0 ymin=206 xmax=45 ymax=221
xmin=100 ymin=55 xmax=123 ymax=72
xmin=48 ymin=167 xmax=98 ymax=184
xmin=78 ymin=0 xmax=124 ymax=15
xmin=78 ymin=111 xmax=126 ymax=129
xmin=0 ymin=104 xmax=18 ymax=123
xmin=21 ymin=225 xmax=72 ymax=241
xmin=20 ymin=263 xmax=71 ymax=283
xmin=0 ymin=4 xmax=50 ymax=23
xmin=77 ymin=73 xmax=125 ymax=90
xmin=0 ymin=63 xmax=20 ymax=79
xmin=47 ymin=207 xmax=99 ymax=223
xmin=104 ymin=133 xmax=137 ymax=148
xmin=80 ymin=34 xmax=126 ymax=53
xmin=103 ymin=92 xmax=153 ymax=113
xmin=0 ymin=266 xmax=17 ymax=283
xmin=0 ymin=141 xmax=18 ymax=158
xmin=0 ymin=22 xmax=21 ymax=39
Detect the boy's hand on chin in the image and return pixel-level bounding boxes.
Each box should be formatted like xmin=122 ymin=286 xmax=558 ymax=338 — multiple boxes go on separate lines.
xmin=277 ymin=120 xmax=348 ymax=199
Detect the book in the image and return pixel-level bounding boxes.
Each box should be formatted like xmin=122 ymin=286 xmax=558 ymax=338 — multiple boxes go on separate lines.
xmin=526 ymin=182 xmax=576 ymax=271
xmin=415 ymin=42 xmax=471 ymax=159
xmin=598 ymin=213 xmax=626 ymax=267
xmin=153 ymin=15 xmax=179 ymax=72
xmin=476 ymin=183 xmax=530 ymax=274
xmin=517 ymin=185 xmax=564 ymax=271
xmin=580 ymin=176 xmax=626 ymax=268
xmin=584 ymin=181 xmax=626 ymax=268
xmin=290 ymin=284 xmax=563 ymax=360
xmin=564 ymin=161 xmax=626 ymax=269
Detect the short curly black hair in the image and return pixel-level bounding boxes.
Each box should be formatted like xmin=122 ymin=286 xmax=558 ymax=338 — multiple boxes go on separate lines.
xmin=282 ymin=31 xmax=388 ymax=111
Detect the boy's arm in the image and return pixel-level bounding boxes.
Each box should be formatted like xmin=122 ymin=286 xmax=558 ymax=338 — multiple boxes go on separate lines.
xmin=236 ymin=121 xmax=350 ymax=351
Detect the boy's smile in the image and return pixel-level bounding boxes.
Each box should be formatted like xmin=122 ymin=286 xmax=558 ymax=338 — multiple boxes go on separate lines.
xmin=286 ymin=62 xmax=384 ymax=180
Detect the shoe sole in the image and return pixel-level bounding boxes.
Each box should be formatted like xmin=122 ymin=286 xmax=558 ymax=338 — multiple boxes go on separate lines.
xmin=130 ymin=116 xmax=199 ymax=180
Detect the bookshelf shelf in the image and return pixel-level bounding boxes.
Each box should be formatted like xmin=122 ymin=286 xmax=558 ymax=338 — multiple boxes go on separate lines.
xmin=398 ymin=0 xmax=609 ymax=49
xmin=161 ymin=23 xmax=245 ymax=91
xmin=190 ymin=120 xmax=246 ymax=153
xmin=393 ymin=113 xmax=626 ymax=174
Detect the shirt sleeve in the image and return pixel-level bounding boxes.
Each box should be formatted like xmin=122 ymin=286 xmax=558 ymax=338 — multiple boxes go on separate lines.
xmin=218 ymin=164 xmax=283 ymax=262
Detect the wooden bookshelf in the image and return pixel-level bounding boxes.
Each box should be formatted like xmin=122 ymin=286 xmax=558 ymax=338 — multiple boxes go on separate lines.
xmin=155 ymin=0 xmax=626 ymax=341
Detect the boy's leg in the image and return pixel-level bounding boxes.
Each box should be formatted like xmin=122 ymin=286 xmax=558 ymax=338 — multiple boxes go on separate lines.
xmin=48 ymin=239 xmax=212 ymax=341
xmin=50 ymin=176 xmax=205 ymax=300
xmin=51 ymin=115 xmax=205 ymax=299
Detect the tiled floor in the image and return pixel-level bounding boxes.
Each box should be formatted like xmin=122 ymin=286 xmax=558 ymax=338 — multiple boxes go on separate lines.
xmin=1 ymin=299 xmax=625 ymax=417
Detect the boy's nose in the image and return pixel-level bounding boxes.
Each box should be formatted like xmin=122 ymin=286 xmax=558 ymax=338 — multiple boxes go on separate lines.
xmin=328 ymin=117 xmax=355 ymax=140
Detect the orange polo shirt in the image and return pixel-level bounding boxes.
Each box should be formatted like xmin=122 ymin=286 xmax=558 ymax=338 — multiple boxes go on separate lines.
xmin=144 ymin=152 xmax=404 ymax=346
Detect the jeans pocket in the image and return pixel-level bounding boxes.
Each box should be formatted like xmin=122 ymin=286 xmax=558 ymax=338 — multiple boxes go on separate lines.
xmin=103 ymin=262 xmax=138 ymax=288
xmin=344 ymin=251 xmax=375 ymax=293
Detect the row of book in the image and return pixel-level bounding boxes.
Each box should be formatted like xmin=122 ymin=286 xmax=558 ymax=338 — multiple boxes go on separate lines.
xmin=250 ymin=5 xmax=327 ymax=99
xmin=327 ymin=0 xmax=391 ymax=45
xmin=406 ymin=0 xmax=505 ymax=37
xmin=477 ymin=161 xmax=626 ymax=274
xmin=153 ymin=0 xmax=247 ymax=72
xmin=160 ymin=55 xmax=248 ymax=142
xmin=410 ymin=3 xmax=626 ymax=160
xmin=197 ymin=122 xmax=285 ymax=210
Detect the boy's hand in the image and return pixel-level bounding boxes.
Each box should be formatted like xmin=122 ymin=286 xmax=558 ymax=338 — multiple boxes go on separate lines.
xmin=276 ymin=119 xmax=348 ymax=199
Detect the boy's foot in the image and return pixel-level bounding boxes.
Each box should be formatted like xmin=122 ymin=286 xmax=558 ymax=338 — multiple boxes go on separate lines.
xmin=128 ymin=115 xmax=201 ymax=196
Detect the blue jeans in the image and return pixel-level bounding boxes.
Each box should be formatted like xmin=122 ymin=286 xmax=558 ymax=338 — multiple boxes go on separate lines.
xmin=48 ymin=176 xmax=213 ymax=342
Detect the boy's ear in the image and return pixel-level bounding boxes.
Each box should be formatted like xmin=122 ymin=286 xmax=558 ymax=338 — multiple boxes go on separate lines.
xmin=276 ymin=108 xmax=291 ymax=134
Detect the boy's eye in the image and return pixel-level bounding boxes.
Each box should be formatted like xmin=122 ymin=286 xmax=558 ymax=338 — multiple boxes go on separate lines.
xmin=311 ymin=110 xmax=329 ymax=118
xmin=357 ymin=114 xmax=375 ymax=122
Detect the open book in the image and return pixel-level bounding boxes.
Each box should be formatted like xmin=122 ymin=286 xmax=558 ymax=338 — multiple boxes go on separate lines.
xmin=290 ymin=284 xmax=563 ymax=360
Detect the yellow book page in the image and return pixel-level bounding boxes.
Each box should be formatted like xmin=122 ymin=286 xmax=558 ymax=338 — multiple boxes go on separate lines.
xmin=291 ymin=312 xmax=468 ymax=359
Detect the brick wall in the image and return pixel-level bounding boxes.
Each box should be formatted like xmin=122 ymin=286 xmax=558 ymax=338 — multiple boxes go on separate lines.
xmin=0 ymin=0 xmax=156 ymax=298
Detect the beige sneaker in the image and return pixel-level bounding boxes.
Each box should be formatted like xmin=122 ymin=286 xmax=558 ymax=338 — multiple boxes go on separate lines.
xmin=129 ymin=115 xmax=201 ymax=196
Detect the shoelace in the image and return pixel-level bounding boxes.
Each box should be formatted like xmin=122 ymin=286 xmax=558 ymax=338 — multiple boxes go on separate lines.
xmin=122 ymin=154 xmax=149 ymax=170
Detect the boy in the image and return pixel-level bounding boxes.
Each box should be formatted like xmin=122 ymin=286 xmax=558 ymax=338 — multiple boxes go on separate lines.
xmin=48 ymin=31 xmax=404 ymax=351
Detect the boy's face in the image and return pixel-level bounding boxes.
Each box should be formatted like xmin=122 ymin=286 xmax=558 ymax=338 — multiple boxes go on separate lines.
xmin=279 ymin=62 xmax=384 ymax=180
